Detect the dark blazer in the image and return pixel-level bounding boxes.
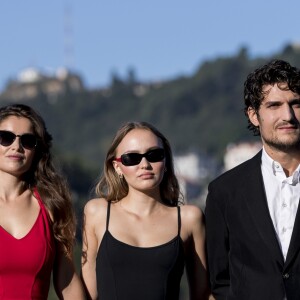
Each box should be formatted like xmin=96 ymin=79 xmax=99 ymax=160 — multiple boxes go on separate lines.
xmin=205 ymin=151 xmax=300 ymax=300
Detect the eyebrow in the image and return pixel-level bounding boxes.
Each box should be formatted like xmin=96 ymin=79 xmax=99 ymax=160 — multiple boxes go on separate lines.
xmin=263 ymin=98 xmax=300 ymax=105
xmin=289 ymin=98 xmax=300 ymax=104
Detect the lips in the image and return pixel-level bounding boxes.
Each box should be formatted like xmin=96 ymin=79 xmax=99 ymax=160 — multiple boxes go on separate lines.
xmin=138 ymin=172 xmax=154 ymax=178
xmin=276 ymin=122 xmax=298 ymax=130
xmin=7 ymin=155 xmax=24 ymax=160
xmin=278 ymin=126 xmax=297 ymax=130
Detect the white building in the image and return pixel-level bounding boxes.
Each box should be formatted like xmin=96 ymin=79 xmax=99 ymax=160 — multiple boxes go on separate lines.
xmin=174 ymin=152 xmax=216 ymax=206
xmin=224 ymin=141 xmax=262 ymax=171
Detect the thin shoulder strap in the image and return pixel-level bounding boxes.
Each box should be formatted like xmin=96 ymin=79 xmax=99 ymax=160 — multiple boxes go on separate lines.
xmin=177 ymin=206 xmax=181 ymax=236
xmin=33 ymin=187 xmax=54 ymax=251
xmin=106 ymin=201 xmax=111 ymax=231
xmin=33 ymin=188 xmax=50 ymax=223
xmin=33 ymin=187 xmax=46 ymax=215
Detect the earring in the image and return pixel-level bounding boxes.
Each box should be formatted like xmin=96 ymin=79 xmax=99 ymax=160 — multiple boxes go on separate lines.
xmin=119 ymin=173 xmax=124 ymax=179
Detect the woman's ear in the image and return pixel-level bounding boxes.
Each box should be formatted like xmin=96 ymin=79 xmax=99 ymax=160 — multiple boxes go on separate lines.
xmin=112 ymin=160 xmax=123 ymax=177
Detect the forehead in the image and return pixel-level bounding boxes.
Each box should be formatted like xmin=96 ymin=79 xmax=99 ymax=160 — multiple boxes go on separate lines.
xmin=262 ymin=83 xmax=299 ymax=102
xmin=0 ymin=116 xmax=33 ymax=132
xmin=117 ymin=128 xmax=163 ymax=153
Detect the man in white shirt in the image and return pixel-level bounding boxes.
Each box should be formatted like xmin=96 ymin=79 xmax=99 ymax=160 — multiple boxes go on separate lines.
xmin=206 ymin=59 xmax=300 ymax=300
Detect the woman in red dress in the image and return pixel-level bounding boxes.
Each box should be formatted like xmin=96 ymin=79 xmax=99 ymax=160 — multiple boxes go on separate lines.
xmin=0 ymin=104 xmax=84 ymax=299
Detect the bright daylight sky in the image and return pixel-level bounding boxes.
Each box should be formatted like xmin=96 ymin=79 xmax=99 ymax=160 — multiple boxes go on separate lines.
xmin=1 ymin=1 xmax=300 ymax=91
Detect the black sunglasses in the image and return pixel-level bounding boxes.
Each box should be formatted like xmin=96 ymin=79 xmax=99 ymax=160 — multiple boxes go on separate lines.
xmin=0 ymin=130 xmax=38 ymax=150
xmin=115 ymin=148 xmax=165 ymax=166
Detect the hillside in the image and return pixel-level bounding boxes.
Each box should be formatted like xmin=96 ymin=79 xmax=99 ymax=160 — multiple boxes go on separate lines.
xmin=1 ymin=44 xmax=300 ymax=197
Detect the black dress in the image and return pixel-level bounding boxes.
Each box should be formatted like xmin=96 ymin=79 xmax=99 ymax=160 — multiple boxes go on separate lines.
xmin=96 ymin=201 xmax=185 ymax=300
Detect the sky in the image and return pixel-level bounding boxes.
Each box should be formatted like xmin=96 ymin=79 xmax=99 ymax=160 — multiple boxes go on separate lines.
xmin=1 ymin=1 xmax=300 ymax=92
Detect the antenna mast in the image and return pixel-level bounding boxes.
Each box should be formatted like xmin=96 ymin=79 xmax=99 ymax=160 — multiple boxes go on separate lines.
xmin=64 ymin=4 xmax=74 ymax=71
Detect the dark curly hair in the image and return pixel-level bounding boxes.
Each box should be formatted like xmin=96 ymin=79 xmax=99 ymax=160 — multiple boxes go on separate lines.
xmin=244 ymin=59 xmax=300 ymax=135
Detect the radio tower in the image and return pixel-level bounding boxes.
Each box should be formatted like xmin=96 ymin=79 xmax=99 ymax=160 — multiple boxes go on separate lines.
xmin=63 ymin=4 xmax=74 ymax=71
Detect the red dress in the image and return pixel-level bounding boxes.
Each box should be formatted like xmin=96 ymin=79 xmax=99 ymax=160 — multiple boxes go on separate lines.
xmin=0 ymin=189 xmax=56 ymax=299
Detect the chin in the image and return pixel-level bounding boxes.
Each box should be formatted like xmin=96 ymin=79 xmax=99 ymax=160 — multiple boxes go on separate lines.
xmin=266 ymin=139 xmax=300 ymax=152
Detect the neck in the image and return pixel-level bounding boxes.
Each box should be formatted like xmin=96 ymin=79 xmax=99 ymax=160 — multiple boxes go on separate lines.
xmin=0 ymin=172 xmax=28 ymax=201
xmin=120 ymin=189 xmax=162 ymax=216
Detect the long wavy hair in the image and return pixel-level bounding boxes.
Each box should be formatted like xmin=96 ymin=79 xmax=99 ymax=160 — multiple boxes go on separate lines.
xmin=0 ymin=104 xmax=75 ymax=257
xmin=244 ymin=59 xmax=300 ymax=135
xmin=95 ymin=121 xmax=183 ymax=206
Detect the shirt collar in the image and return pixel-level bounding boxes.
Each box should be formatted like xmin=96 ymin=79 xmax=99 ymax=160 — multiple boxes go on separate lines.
xmin=262 ymin=147 xmax=300 ymax=185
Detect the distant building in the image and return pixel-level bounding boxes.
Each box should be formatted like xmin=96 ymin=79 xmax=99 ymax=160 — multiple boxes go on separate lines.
xmin=224 ymin=141 xmax=262 ymax=171
xmin=0 ymin=67 xmax=84 ymax=102
xmin=17 ymin=67 xmax=42 ymax=83
xmin=174 ymin=152 xmax=217 ymax=206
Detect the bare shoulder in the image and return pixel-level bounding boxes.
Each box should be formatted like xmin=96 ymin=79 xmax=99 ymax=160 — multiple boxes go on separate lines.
xmin=181 ymin=204 xmax=204 ymax=222
xmin=84 ymin=197 xmax=108 ymax=211
xmin=180 ymin=204 xmax=205 ymax=233
xmin=84 ymin=198 xmax=109 ymax=220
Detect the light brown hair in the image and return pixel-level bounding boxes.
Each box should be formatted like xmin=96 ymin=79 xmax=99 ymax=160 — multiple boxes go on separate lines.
xmin=95 ymin=121 xmax=183 ymax=206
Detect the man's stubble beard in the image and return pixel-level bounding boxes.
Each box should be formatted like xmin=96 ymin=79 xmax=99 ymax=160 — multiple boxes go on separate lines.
xmin=262 ymin=132 xmax=300 ymax=153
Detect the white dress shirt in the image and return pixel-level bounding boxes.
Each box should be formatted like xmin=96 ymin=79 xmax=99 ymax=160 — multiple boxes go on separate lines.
xmin=261 ymin=148 xmax=300 ymax=260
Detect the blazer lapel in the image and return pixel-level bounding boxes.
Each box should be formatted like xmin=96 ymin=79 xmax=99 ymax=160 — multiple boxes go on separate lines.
xmin=243 ymin=151 xmax=284 ymax=266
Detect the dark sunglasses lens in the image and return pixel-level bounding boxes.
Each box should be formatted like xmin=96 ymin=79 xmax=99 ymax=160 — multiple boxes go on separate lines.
xmin=20 ymin=134 xmax=37 ymax=149
xmin=121 ymin=149 xmax=165 ymax=166
xmin=121 ymin=153 xmax=142 ymax=166
xmin=146 ymin=149 xmax=165 ymax=162
xmin=0 ymin=131 xmax=15 ymax=146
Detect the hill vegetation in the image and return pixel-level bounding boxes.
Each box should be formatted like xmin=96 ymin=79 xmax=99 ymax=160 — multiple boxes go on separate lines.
xmin=1 ymin=43 xmax=300 ymax=206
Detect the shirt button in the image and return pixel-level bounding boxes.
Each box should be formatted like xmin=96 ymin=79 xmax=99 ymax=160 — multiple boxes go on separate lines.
xmin=283 ymin=273 xmax=290 ymax=279
xmin=282 ymin=227 xmax=287 ymax=233
xmin=282 ymin=203 xmax=287 ymax=208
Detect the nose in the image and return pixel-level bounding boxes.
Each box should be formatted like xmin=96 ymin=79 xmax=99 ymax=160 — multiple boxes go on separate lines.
xmin=11 ymin=136 xmax=23 ymax=150
xmin=282 ymin=104 xmax=295 ymax=121
xmin=140 ymin=157 xmax=151 ymax=168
